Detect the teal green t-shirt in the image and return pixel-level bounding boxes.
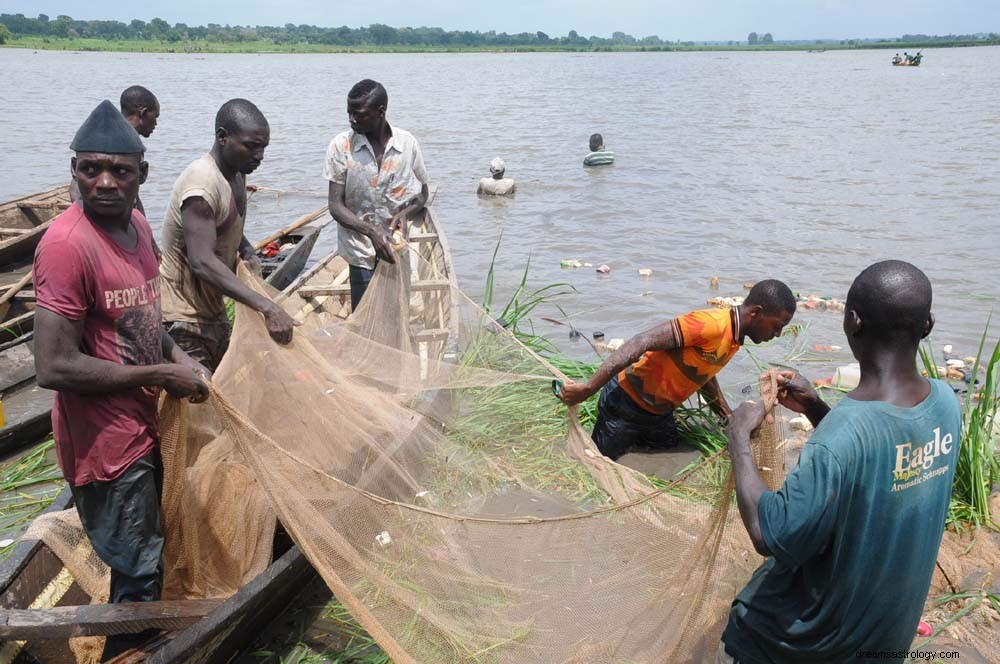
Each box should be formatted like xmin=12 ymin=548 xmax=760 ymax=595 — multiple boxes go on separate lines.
xmin=723 ymin=379 xmax=961 ymax=663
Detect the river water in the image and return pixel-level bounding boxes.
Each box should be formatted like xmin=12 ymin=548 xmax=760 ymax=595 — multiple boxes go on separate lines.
xmin=1 ymin=46 xmax=998 ymax=393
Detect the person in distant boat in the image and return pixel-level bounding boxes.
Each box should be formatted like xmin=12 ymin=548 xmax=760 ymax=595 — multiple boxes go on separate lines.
xmin=584 ymin=133 xmax=614 ymax=167
xmin=160 ymin=98 xmax=297 ymax=371
xmin=70 ymin=86 xmax=163 ymax=260
xmin=556 ymin=280 xmax=796 ymax=460
xmin=34 ymin=100 xmax=209 ymax=661
xmin=892 ymin=53 xmax=902 ymax=65
xmin=719 ymin=261 xmax=959 ymax=663
xmin=478 ymin=157 xmax=516 ymax=196
xmin=325 ymin=79 xmax=430 ymax=310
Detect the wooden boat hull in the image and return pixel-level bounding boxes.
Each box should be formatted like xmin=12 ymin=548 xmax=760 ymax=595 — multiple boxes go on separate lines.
xmin=0 ymin=334 xmax=53 ymax=459
xmin=258 ymin=220 xmax=324 ymax=291
xmin=892 ymin=61 xmax=921 ymax=66
xmin=1 ymin=189 xmax=454 ymax=663
xmin=0 ymin=186 xmax=71 ymax=270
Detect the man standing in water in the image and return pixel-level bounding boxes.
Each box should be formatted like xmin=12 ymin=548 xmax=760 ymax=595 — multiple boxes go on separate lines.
xmin=325 ymin=79 xmax=429 ymax=310
xmin=557 ymin=280 xmax=796 ymax=460
xmin=34 ymin=100 xmax=208 ymax=660
xmin=160 ymin=99 xmax=296 ymax=370
xmin=721 ymin=261 xmax=960 ymax=663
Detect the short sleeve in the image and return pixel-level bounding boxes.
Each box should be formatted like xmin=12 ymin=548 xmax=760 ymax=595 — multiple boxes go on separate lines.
xmin=323 ymin=136 xmax=348 ymax=185
xmin=34 ymin=240 xmax=90 ymax=321
xmin=410 ymin=138 xmax=428 ymax=184
xmin=675 ymin=310 xmax=719 ymax=349
xmin=758 ymin=443 xmax=843 ymax=567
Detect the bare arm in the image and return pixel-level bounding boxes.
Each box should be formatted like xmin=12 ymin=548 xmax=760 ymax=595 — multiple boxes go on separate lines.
xmin=558 ymin=320 xmax=681 ymax=406
xmin=726 ymin=400 xmax=772 ymax=556
xmin=181 ymin=197 xmax=296 ymax=344
xmin=328 ymin=181 xmax=397 ymax=264
xmin=35 ymin=307 xmax=206 ymax=400
xmin=698 ymin=376 xmax=732 ymax=420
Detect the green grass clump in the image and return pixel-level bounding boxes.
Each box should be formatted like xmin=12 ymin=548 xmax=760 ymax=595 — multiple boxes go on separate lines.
xmin=0 ymin=438 xmax=64 ymax=560
xmin=920 ymin=322 xmax=1000 ymax=530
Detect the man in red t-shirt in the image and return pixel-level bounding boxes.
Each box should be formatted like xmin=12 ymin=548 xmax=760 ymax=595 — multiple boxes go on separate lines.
xmin=34 ymin=100 xmax=208 ymax=660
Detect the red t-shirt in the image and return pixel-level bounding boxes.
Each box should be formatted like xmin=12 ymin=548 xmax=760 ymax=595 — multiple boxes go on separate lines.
xmin=34 ymin=202 xmax=163 ymax=487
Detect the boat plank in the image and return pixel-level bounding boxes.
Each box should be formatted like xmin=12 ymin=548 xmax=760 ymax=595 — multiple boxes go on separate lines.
xmin=0 ymin=598 xmax=224 ymax=639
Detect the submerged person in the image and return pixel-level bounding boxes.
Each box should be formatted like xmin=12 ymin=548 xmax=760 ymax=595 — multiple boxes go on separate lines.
xmin=557 ymin=280 xmax=796 ymax=460
xmin=70 ymin=85 xmax=162 ymax=259
xmin=583 ymin=133 xmax=614 ymax=167
xmin=477 ymin=157 xmax=516 ymax=196
xmin=160 ymin=98 xmax=297 ymax=371
xmin=720 ymin=260 xmax=960 ymax=663
xmin=33 ymin=100 xmax=209 ymax=660
xmin=325 ymin=78 xmax=430 ymax=310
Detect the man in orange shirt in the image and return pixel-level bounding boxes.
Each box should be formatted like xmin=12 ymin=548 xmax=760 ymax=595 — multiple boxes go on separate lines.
xmin=558 ymin=280 xmax=796 ymax=460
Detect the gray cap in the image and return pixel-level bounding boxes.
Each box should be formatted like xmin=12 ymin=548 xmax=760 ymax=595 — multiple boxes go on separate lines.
xmin=489 ymin=157 xmax=506 ymax=175
xmin=70 ymin=100 xmax=145 ymax=154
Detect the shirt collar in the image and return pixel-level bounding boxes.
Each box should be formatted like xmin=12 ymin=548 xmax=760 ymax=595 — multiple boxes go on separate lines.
xmin=350 ymin=126 xmax=399 ymax=155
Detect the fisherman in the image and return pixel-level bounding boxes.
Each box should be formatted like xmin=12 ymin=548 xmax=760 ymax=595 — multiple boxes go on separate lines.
xmin=557 ymin=280 xmax=796 ymax=460
xmin=33 ymin=100 xmax=209 ymax=660
xmin=477 ymin=157 xmax=516 ymax=196
xmin=583 ymin=133 xmax=615 ymax=167
xmin=325 ymin=79 xmax=430 ymax=310
xmin=70 ymin=86 xmax=163 ymax=259
xmin=160 ymin=98 xmax=297 ymax=370
xmin=720 ymin=261 xmax=960 ymax=663
xmin=892 ymin=52 xmax=902 ymax=65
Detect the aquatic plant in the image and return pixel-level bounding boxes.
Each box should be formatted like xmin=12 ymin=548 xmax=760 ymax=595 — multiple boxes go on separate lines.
xmin=920 ymin=322 xmax=1000 ymax=530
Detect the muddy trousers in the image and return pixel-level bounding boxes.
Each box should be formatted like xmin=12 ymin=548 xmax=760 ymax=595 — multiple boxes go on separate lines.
xmin=590 ymin=376 xmax=680 ymax=460
xmin=71 ymin=450 xmax=165 ymax=660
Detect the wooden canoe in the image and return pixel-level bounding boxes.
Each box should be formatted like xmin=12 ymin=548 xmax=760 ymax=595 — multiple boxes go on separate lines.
xmin=253 ymin=206 xmax=328 ymax=291
xmin=0 ymin=187 xmax=456 ymax=663
xmin=0 ymin=187 xmax=72 ymax=344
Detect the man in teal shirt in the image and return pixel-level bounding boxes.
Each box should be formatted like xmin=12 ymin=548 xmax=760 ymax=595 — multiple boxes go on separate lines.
xmin=721 ymin=260 xmax=961 ymax=663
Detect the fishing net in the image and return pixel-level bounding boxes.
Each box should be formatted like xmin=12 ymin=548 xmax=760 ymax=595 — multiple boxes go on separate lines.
xmin=28 ymin=241 xmax=795 ymax=663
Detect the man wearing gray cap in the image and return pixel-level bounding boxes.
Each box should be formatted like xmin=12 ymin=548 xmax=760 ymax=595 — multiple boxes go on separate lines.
xmin=33 ymin=100 xmax=209 ymax=659
xmin=477 ymin=157 xmax=516 ymax=196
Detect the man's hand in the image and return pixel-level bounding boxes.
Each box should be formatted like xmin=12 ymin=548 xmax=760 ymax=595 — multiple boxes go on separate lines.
xmin=388 ymin=209 xmax=410 ymax=237
xmin=727 ymin=399 xmax=767 ymax=441
xmin=557 ymin=380 xmax=594 ymax=407
xmin=370 ymin=226 xmax=398 ymax=265
xmin=263 ymin=302 xmax=299 ymax=345
xmin=776 ymin=370 xmax=820 ymax=413
xmin=243 ymin=254 xmax=263 ymax=276
xmin=159 ymin=364 xmax=210 ymax=403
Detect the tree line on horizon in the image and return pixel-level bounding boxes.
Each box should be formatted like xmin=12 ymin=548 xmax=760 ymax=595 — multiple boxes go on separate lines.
xmin=1 ymin=13 xmax=998 ymax=48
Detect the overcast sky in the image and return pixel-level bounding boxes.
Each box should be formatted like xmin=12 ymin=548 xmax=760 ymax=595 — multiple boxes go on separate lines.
xmin=1 ymin=0 xmax=997 ymax=41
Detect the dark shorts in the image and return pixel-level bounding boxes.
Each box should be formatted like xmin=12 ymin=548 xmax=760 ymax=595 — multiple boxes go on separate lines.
xmin=164 ymin=317 xmax=231 ymax=371
xmin=591 ymin=376 xmax=679 ymax=460
xmin=71 ymin=449 xmax=164 ymax=658
xmin=349 ymin=263 xmax=377 ymax=311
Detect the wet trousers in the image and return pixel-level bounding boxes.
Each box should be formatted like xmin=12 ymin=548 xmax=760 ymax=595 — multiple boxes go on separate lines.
xmin=71 ymin=450 xmax=164 ymax=660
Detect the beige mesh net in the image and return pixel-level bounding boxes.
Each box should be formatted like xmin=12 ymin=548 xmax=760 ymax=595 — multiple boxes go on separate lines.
xmin=32 ymin=249 xmax=796 ymax=663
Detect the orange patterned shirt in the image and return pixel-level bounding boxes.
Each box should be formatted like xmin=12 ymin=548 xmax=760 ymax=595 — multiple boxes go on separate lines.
xmin=618 ymin=308 xmax=740 ymax=414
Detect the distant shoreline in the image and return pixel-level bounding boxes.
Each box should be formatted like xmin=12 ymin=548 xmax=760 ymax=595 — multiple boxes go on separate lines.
xmin=2 ymin=36 xmax=998 ymax=55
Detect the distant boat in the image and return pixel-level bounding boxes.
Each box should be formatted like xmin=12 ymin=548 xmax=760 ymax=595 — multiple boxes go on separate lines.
xmin=892 ymin=53 xmax=922 ymax=66
xmin=807 ymin=49 xmax=826 ymax=53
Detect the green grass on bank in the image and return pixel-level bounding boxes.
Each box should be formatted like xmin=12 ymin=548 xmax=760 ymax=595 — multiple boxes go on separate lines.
xmin=3 ymin=35 xmax=999 ymax=55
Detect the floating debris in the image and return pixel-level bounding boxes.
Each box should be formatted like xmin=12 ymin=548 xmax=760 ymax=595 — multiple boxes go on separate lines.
xmin=593 ymin=331 xmax=604 ymax=340
xmin=596 ymin=264 xmax=611 ymax=273
xmin=560 ymin=259 xmax=583 ymax=268
xmin=943 ymin=344 xmax=954 ymax=356
xmin=710 ymin=276 xmax=719 ymax=289
xmin=743 ymin=283 xmax=756 ymax=290
xmin=638 ymin=268 xmax=653 ymax=277
xmin=607 ymin=338 xmax=624 ymax=351
xmin=833 ymin=363 xmax=861 ymax=389
xmin=708 ymin=296 xmax=744 ymax=308
xmin=639 ymin=290 xmax=653 ymax=297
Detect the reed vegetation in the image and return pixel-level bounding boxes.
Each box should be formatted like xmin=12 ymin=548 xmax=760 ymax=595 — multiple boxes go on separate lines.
xmin=0 ymin=438 xmax=62 ymax=560
xmin=919 ymin=322 xmax=1000 ymax=530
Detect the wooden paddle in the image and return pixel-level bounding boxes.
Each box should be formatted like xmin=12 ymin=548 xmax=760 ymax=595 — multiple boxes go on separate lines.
xmin=252 ymin=205 xmax=328 ymax=251
xmin=0 ymin=270 xmax=32 ymax=321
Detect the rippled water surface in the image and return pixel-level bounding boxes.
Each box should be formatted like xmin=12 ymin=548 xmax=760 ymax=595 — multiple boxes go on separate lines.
xmin=2 ymin=47 xmax=998 ymax=389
